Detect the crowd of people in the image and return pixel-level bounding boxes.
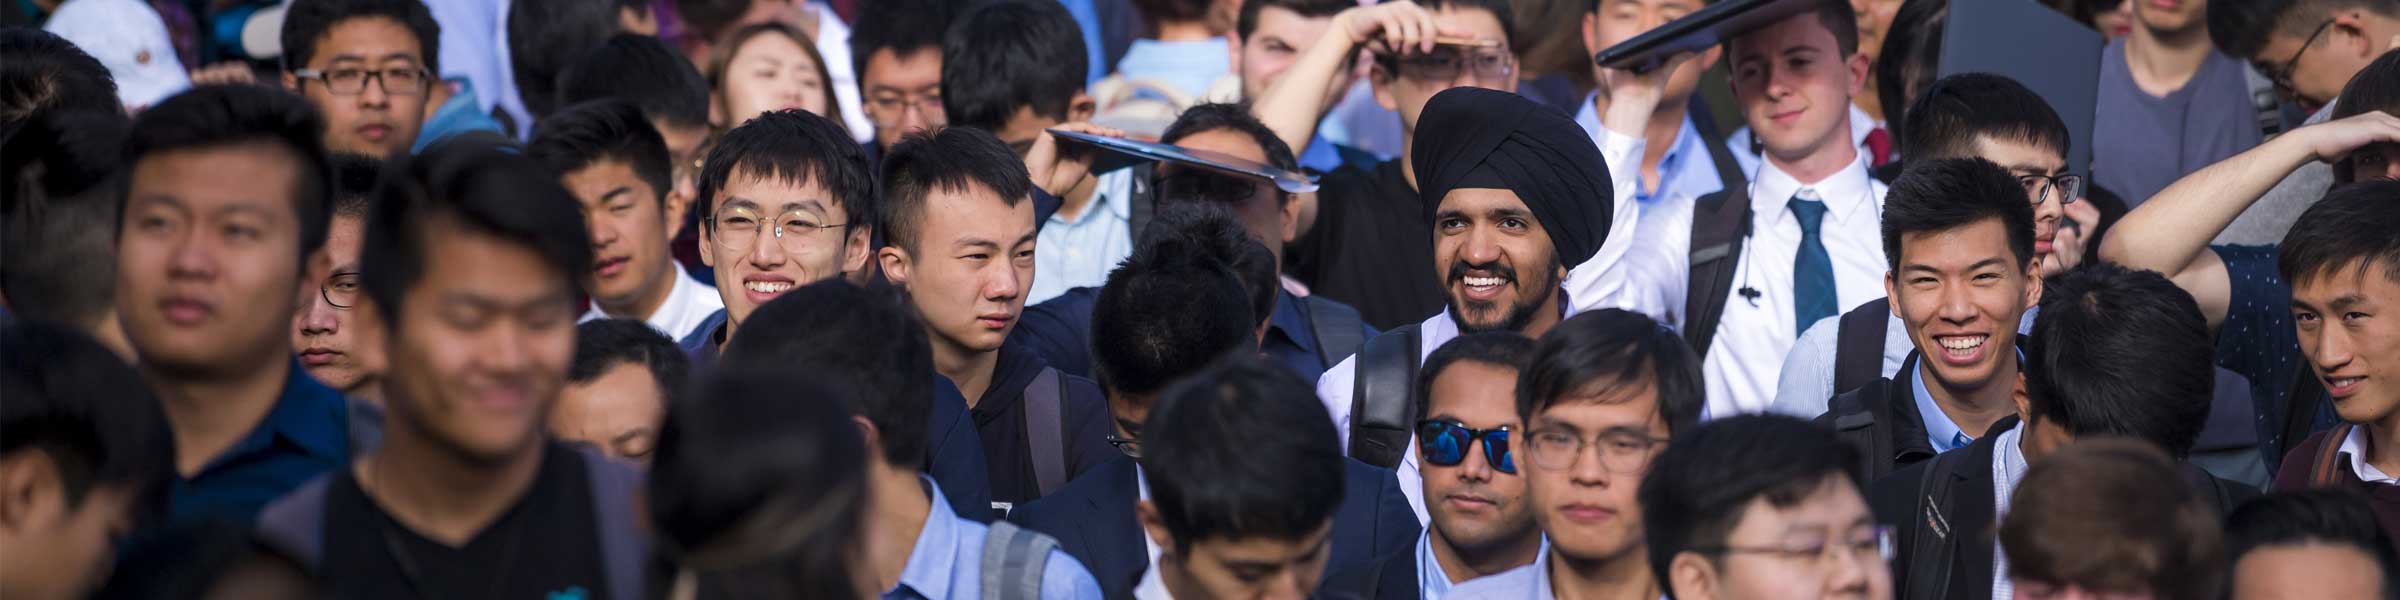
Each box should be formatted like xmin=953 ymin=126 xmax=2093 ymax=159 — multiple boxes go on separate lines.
xmin=2 ymin=0 xmax=2398 ymax=598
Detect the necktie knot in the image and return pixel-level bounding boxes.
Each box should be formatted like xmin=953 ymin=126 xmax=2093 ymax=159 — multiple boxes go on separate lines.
xmin=1789 ymin=194 xmax=1829 ymax=236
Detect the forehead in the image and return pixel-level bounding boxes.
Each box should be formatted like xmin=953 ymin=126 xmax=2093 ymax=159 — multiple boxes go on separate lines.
xmin=1898 ymin=218 xmax=2015 ymax=260
xmin=1533 ymin=379 xmax=1663 ymax=432
xmin=864 ymin=47 xmax=942 ymax=83
xmin=1435 ymin=5 xmax=1508 ymax=42
xmin=1252 ymin=5 xmax=1334 ymax=35
xmin=1971 ymin=136 xmax=2066 ymax=173
xmin=1724 ymin=473 xmax=1870 ymax=538
xmin=1170 ymin=128 xmax=1269 ymax=163
xmin=733 ymin=32 xmax=810 ymax=64
xmin=919 ymin=182 xmax=1032 ymax=237
xmin=1436 ymin=187 xmax=1533 ymax=214
xmin=1603 ymin=0 xmax=1700 ymax=10
xmin=1731 ymin=12 xmax=1837 ymax=60
xmin=2290 ymin=260 xmax=2400 ymax=303
xmin=1194 ymin=523 xmax=1332 ymax=561
xmin=1427 ymin=361 xmax=1521 ymax=417
xmin=720 ymin=168 xmax=843 ymax=215
xmin=128 ymin=142 xmax=304 ymax=215
xmin=312 ymin=16 xmax=424 ymax=63
xmin=412 ymin=220 xmax=573 ymax=294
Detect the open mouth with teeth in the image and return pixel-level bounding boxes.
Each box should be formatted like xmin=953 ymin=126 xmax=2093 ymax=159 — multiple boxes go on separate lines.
xmin=2325 ymin=375 xmax=2367 ymax=397
xmin=1933 ymin=334 xmax=1989 ymax=363
xmin=745 ymin=281 xmax=794 ymax=294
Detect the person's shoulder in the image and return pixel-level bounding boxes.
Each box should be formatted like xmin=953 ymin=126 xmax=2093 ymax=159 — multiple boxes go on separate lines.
xmin=1039 ymin=544 xmax=1106 ymax=599
xmin=1867 ymin=459 xmax=1932 ymax=516
xmin=2271 ymin=427 xmax=2346 ymax=490
xmin=1015 ymin=457 xmax=1131 ymax=520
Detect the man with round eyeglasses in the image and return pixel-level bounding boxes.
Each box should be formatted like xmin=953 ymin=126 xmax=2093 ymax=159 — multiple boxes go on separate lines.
xmin=293 ymin=154 xmax=390 ymax=406
xmin=676 ymin=109 xmax=878 ymax=366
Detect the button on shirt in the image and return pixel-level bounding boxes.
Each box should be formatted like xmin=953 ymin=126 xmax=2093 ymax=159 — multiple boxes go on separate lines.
xmin=886 ymin=477 xmax=1104 ymax=600
xmin=579 ymin=262 xmax=725 ymax=341
xmin=1031 ymin=168 xmax=1136 ymax=306
xmin=172 ymin=359 xmax=353 ymax=525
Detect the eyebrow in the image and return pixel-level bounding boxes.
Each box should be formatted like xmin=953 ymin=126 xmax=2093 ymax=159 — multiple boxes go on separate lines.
xmin=954 ymin=236 xmax=1001 ymax=251
xmin=2291 ymin=293 xmax=2371 ymax=312
xmin=1898 ymin=257 xmax=2011 ymax=275
xmin=600 ymin=187 xmax=634 ymax=203
xmin=328 ymin=53 xmax=420 ymax=64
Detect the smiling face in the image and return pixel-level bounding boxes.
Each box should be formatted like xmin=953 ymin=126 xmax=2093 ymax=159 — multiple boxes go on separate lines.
xmin=382 ymin=222 xmax=578 ymax=463
xmin=289 ymin=17 xmax=429 ymax=158
xmin=1434 ymin=188 xmax=1564 ymax=335
xmin=1888 ymin=218 xmax=2040 ymax=394
xmin=699 ymin=171 xmax=872 ymax=334
xmin=1420 ymin=362 xmax=1538 ymax=555
xmin=1525 ymin=382 xmax=1667 ymax=563
xmin=293 ymin=214 xmax=386 ymax=394
xmin=883 ymin=182 xmax=1037 ymax=358
xmin=1236 ymin=6 xmax=1350 ymax=103
xmin=1674 ymin=473 xmax=1890 ymax=600
xmin=718 ymin=31 xmax=829 ymax=128
xmin=1729 ymin=13 xmax=1867 ymax=167
xmin=2290 ymin=262 xmax=2400 ymax=428
xmin=1971 ymin=136 xmax=2070 ymax=271
xmin=564 ymin=160 xmax=680 ymax=319
xmin=116 ymin=142 xmax=311 ymax=379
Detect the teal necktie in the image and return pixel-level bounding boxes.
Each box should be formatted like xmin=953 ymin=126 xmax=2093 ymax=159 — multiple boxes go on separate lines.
xmin=1789 ymin=192 xmax=1837 ymax=337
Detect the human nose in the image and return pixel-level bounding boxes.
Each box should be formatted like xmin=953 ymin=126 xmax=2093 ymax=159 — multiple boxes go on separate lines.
xmin=299 ymin=291 xmax=341 ymax=335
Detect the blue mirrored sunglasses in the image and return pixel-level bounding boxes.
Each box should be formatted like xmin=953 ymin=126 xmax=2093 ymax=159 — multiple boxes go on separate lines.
xmin=1415 ymin=419 xmax=1515 ymax=474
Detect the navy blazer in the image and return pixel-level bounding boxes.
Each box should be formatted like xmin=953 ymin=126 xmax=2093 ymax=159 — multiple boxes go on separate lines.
xmin=1009 ymin=455 xmax=1422 ymax=599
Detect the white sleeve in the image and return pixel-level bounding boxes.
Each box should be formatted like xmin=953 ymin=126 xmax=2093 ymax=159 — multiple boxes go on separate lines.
xmin=1317 ymin=355 xmax=1360 ymax=453
xmin=1566 ymin=130 xmax=1650 ymax=315
xmin=1767 ymin=315 xmax=1842 ymax=419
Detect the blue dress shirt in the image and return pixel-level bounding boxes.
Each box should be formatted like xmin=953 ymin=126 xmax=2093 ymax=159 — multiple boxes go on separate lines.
xmin=171 ymin=358 xmax=352 ymax=525
xmin=885 ymin=478 xmax=1104 ymax=599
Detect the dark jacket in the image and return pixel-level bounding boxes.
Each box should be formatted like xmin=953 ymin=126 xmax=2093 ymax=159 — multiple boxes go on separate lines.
xmin=972 ymin=338 xmax=1116 ymax=510
xmin=2272 ymin=427 xmax=2400 ymax=556
xmin=1320 ymin=542 xmax=1418 ymax=600
xmin=1008 ymin=456 xmax=1423 ymax=599
xmin=1819 ymin=351 xmax=1944 ymax=484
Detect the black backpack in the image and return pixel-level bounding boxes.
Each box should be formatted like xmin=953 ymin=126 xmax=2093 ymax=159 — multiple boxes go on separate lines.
xmin=1347 ymin=324 xmax=1422 ymax=469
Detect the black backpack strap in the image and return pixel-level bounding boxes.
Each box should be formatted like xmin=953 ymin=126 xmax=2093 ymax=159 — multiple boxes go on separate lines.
xmin=254 ymin=475 xmax=335 ymax=572
xmin=1349 ymin=324 xmax=1422 ymax=469
xmin=1821 ymin=382 xmax=1895 ymax=483
xmin=1304 ymin=296 xmax=1368 ymax=367
xmin=1903 ymin=450 xmax=1963 ymax=600
xmin=1024 ymin=368 xmax=1068 ymax=496
xmin=1687 ymin=95 xmax=1748 ymax=195
xmin=1832 ymin=298 xmax=1893 ymax=396
xmin=581 ymin=448 xmax=649 ymax=600
xmin=1683 ymin=189 xmax=1751 ymax=356
xmin=1126 ymin=163 xmax=1155 ymax=242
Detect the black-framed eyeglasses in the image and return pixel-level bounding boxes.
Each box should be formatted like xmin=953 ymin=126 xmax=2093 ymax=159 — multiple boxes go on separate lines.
xmin=292 ymin=66 xmax=430 ymax=96
xmin=868 ymin=90 xmax=945 ymax=116
xmin=1105 ymin=434 xmax=1141 ymax=459
xmin=1415 ymin=419 xmax=1516 ymax=474
xmin=710 ymin=206 xmax=846 ymax=255
xmin=1524 ymin=427 xmax=1668 ymax=473
xmin=1395 ymin=47 xmax=1515 ymax=83
xmin=321 ymin=272 xmax=362 ymax=309
xmin=1689 ymin=525 xmax=1897 ymax=568
xmin=2017 ymin=173 xmax=2084 ymax=206
xmin=2272 ymin=19 xmax=2338 ymax=94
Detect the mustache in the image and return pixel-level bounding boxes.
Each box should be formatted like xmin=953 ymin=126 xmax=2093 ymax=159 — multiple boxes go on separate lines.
xmin=1448 ymin=260 xmax=1517 ymax=285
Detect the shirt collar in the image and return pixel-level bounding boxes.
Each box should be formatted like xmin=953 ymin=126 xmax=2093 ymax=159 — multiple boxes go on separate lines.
xmin=270 ymin=357 xmax=350 ymax=459
xmin=894 ymin=476 xmax=963 ymax=598
xmin=1417 ymin=530 xmax=1452 ymax=599
xmin=1048 ymin=170 xmax=1133 ymax=226
xmin=1751 ymin=151 xmax=1877 ymax=229
xmin=1909 ymin=360 xmax=1973 ymax=452
xmin=2340 ymin=426 xmax=2399 ymax=484
xmin=1265 ymin=290 xmax=1315 ymax=352
xmin=1570 ymin=93 xmax=1706 ymax=204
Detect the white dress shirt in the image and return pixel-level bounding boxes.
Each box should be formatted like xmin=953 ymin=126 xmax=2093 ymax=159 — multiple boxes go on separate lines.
xmin=2341 ymin=426 xmax=2400 ymax=484
xmin=1030 ymin=169 xmax=1137 ymax=306
xmin=1727 ymin=104 xmax=1880 ymax=175
xmin=1991 ymin=425 xmax=2030 ymax=600
xmin=578 ymin=262 xmax=725 ymax=341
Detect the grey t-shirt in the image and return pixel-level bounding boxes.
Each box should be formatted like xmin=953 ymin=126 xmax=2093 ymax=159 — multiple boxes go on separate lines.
xmin=2093 ymin=38 xmax=2265 ymax=206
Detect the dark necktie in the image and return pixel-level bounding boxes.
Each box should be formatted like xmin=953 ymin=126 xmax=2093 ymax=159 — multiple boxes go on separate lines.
xmin=1790 ymin=191 xmax=1837 ymax=337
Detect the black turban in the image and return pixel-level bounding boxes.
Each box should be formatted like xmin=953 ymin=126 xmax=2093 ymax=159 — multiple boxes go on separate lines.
xmin=1411 ymin=87 xmax=1616 ymax=267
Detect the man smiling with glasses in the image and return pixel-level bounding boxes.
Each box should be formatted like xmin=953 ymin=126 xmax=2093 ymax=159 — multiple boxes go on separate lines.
xmin=678 ymin=109 xmax=878 ymax=365
xmin=279 ymin=0 xmax=441 ymax=159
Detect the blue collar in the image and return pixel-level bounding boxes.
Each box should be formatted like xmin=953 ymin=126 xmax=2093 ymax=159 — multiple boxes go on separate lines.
xmin=893 ymin=477 xmax=964 ymax=598
xmin=207 ymin=358 xmax=349 ymax=470
xmin=1265 ymin=289 xmax=1316 ymax=353
xmin=1908 ymin=346 xmax=2028 ymax=452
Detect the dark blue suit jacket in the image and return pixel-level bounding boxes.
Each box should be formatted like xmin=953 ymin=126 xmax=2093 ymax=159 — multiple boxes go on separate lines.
xmin=1008 ymin=455 xmax=1421 ymax=599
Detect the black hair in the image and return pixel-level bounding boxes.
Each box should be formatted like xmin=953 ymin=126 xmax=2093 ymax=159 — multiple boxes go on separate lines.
xmin=2226 ymin=488 xmax=2400 ymax=598
xmin=2331 ymin=52 xmax=2400 ymax=181
xmin=530 ymin=99 xmax=675 ymax=208
xmin=1092 ymin=208 xmax=1260 ymax=398
xmin=1899 ymin=73 xmax=2071 ymax=164
xmin=673 ymin=0 xmax=752 ymax=42
xmin=2277 ymin=180 xmax=2400 ymax=287
xmin=1238 ymin=0 xmax=1354 ymax=40
xmin=877 ymin=126 xmax=1033 ymax=253
xmin=507 ymin=0 xmax=619 ymax=120
xmin=1159 ymin=102 xmax=1301 ymax=195
xmin=0 ymin=28 xmax=118 ymax=130
xmin=1135 ymin=0 xmax=1214 ymax=26
xmin=122 ymin=84 xmax=334 ymax=262
xmin=649 ymin=363 xmax=870 ymax=600
xmin=847 ymin=0 xmax=958 ymax=85
xmin=1873 ymin=0 xmax=1946 ymax=145
xmin=1735 ymin=0 xmax=1860 ymax=57
xmin=1639 ymin=414 xmax=1862 ymax=597
xmin=278 ymin=0 xmax=442 ymax=77
xmin=1414 ymin=332 xmax=1537 ymax=424
xmin=1880 ymin=157 xmax=2038 ymax=271
xmin=2000 ymin=438 xmax=2225 ymax=600
xmin=2208 ymin=0 xmax=2398 ymax=61
xmin=1517 ymin=309 xmax=1706 ymax=434
xmin=1142 ymin=355 xmax=1346 ymax=552
xmin=91 ymin=518 xmax=318 ymax=600
xmin=939 ymin=0 xmax=1090 ymax=132
xmin=0 ymin=320 xmax=175 ymax=518
xmin=719 ymin=280 xmax=932 ymax=468
xmin=558 ymin=34 xmax=712 ymax=130
xmin=328 ymin=153 xmax=384 ymax=219
xmin=697 ymin=108 xmax=876 ymax=235
xmin=568 ymin=318 xmax=692 ymax=405
xmin=3 ymin=109 xmax=126 ymax=328
xmin=1140 ymin=202 xmax=1279 ymax=328
xmin=2025 ymin=263 xmax=2213 ymax=458
xmin=359 ymin=136 xmax=594 ymax=324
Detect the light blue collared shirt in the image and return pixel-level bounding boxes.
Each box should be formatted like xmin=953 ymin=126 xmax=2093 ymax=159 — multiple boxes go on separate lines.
xmin=1571 ymin=93 xmax=1725 ymax=210
xmin=1029 ymin=168 xmax=1136 ymax=306
xmin=1416 ymin=531 xmax=1453 ymax=600
xmin=885 ymin=478 xmax=1105 ymax=600
xmin=1909 ymin=360 xmax=1975 ymax=452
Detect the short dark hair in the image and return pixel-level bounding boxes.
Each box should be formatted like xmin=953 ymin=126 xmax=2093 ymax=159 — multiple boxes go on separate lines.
xmin=2026 ymin=263 xmax=2214 ymax=457
xmin=2208 ymin=0 xmax=2397 ymax=61
xmin=1880 ymin=157 xmax=2038 ymax=270
xmin=1091 ymin=209 xmax=1259 ymax=398
xmin=1873 ymin=0 xmax=1946 ymax=144
xmin=673 ymin=0 xmax=752 ymax=42
xmin=1518 ymin=309 xmax=1706 ymax=435
xmin=877 ymin=126 xmax=1033 ymax=253
xmin=507 ymin=0 xmax=619 ymax=120
xmin=1372 ymin=0 xmax=1516 ymax=73
xmin=719 ymin=280 xmax=932 ymax=468
xmin=1157 ymin=103 xmax=1301 ymax=210
xmin=1899 ymin=73 xmax=2071 ymax=163
xmin=649 ymin=363 xmax=871 ymax=600
xmin=697 ymin=108 xmax=877 ymax=233
xmin=2331 ymin=52 xmax=2400 ymax=182
xmin=1142 ymin=355 xmax=1346 ymax=552
xmin=0 ymin=320 xmax=175 ymax=517
xmin=2227 ymin=488 xmax=2400 ymax=598
xmin=1238 ymin=0 xmax=1353 ymax=40
xmin=2278 ymin=181 xmax=2400 ymax=288
xmin=3 ymin=109 xmax=126 ymax=327
xmin=1135 ymin=0 xmax=1213 ymax=27
xmin=1415 ymin=332 xmax=1536 ymax=424
xmin=1735 ymin=0 xmax=1859 ymax=56
xmin=847 ymin=0 xmax=958 ymax=84
xmin=940 ymin=0 xmax=1089 ymax=132
xmin=0 ymin=28 xmax=118 ymax=129
xmin=359 ymin=136 xmax=594 ymax=324
xmin=329 ymin=153 xmax=384 ymax=219
xmin=2000 ymin=438 xmax=2225 ymax=600
xmin=568 ymin=318 xmax=691 ymax=405
xmin=1640 ymin=414 xmax=1862 ymax=596
xmin=530 ymin=99 xmax=675 ymax=208
xmin=279 ymin=0 xmax=442 ymax=77
xmin=1139 ymin=203 xmax=1278 ymax=328
xmin=558 ymin=34 xmax=712 ymax=130
xmin=123 ymin=84 xmax=333 ymax=262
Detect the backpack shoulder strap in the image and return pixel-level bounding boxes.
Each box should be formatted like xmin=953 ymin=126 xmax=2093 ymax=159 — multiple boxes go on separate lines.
xmin=1349 ymin=324 xmax=1422 ymax=469
xmin=254 ymin=475 xmax=335 ymax=571
xmin=1687 ymin=96 xmax=1748 ymax=195
xmin=1832 ymin=298 xmax=1894 ymax=396
xmin=1126 ymin=163 xmax=1155 ymax=242
xmin=580 ymin=448 xmax=649 ymax=600
xmin=1025 ymin=368 xmax=1069 ymax=496
xmin=1304 ymin=296 xmax=1368 ymax=366
xmin=1684 ymin=188 xmax=1751 ymax=356
xmin=1823 ymin=381 xmax=1893 ymax=482
xmin=1903 ymin=449 xmax=1965 ymax=600
xmin=2312 ymin=422 xmax=2359 ymax=486
xmin=981 ymin=520 xmax=1061 ymax=600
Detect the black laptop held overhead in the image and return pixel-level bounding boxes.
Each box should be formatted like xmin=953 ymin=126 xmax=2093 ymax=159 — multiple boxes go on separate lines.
xmin=1592 ymin=0 xmax=1819 ymax=73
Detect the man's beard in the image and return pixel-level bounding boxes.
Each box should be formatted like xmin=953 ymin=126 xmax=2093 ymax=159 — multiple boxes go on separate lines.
xmin=1444 ymin=254 xmax=1561 ymax=335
